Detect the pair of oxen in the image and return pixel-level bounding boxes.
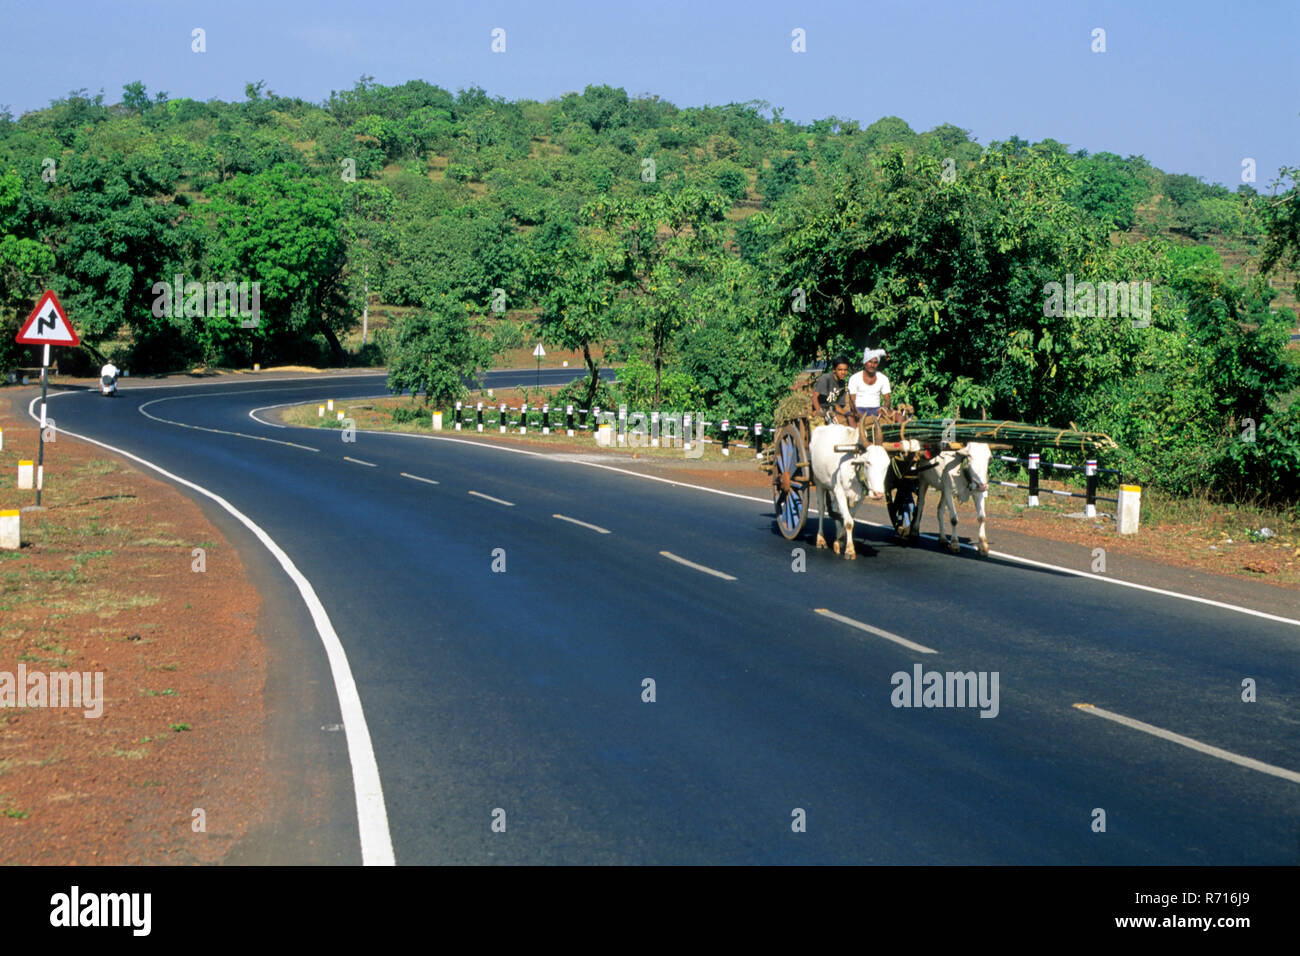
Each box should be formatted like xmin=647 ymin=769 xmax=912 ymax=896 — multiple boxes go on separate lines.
xmin=808 ymin=422 xmax=993 ymax=561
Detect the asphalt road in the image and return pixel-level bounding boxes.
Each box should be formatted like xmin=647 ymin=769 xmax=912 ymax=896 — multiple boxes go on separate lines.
xmin=35 ymin=373 xmax=1300 ymax=864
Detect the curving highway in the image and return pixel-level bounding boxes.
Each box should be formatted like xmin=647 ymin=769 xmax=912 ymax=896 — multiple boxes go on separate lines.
xmin=34 ymin=373 xmax=1300 ymax=864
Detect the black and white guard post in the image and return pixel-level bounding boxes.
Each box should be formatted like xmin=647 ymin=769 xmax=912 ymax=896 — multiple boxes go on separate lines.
xmin=1027 ymin=453 xmax=1040 ymax=507
xmin=15 ymin=291 xmax=80 ymax=508
xmin=1084 ymin=459 xmax=1098 ymax=518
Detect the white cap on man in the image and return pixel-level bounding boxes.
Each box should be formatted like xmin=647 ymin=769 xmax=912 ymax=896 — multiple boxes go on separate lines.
xmin=863 ymin=347 xmax=886 ymax=363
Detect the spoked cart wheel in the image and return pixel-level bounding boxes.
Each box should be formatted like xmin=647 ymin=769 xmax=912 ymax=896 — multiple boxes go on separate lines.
xmin=772 ymin=423 xmax=812 ymax=540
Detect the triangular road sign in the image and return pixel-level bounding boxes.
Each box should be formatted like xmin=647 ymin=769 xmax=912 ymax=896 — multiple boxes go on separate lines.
xmin=532 ymin=343 xmax=546 ymax=358
xmin=16 ymin=290 xmax=79 ymax=346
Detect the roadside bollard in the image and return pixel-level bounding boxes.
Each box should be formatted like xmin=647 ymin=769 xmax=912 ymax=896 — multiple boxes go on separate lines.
xmin=455 ymin=401 xmax=463 ymax=431
xmin=476 ymin=402 xmax=484 ymax=432
xmin=651 ymin=411 xmax=660 ymax=447
xmin=683 ymin=413 xmax=693 ymax=452
xmin=318 ymin=406 xmax=324 ymax=418
xmin=566 ymin=405 xmax=575 ymax=437
xmin=520 ymin=403 xmax=528 ymax=435
xmin=721 ymin=419 xmax=730 ymax=456
xmin=1084 ymin=459 xmax=1098 ymax=518
xmin=0 ymin=510 xmax=18 ymax=550
xmin=617 ymin=404 xmax=627 ymax=446
xmin=499 ymin=403 xmax=506 ymax=434
xmin=1027 ymin=453 xmax=1040 ymax=507
xmin=542 ymin=404 xmax=550 ymax=435
xmin=753 ymin=422 xmax=763 ymax=456
xmin=0 ymin=426 xmax=4 ymax=451
xmin=327 ymin=399 xmax=334 ymax=412
xmin=17 ymin=460 xmax=34 ymax=490
xmin=1117 ymin=484 xmax=1142 ymax=534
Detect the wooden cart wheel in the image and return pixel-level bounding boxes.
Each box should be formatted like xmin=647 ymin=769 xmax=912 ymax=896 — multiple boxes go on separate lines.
xmin=772 ymin=423 xmax=811 ymax=540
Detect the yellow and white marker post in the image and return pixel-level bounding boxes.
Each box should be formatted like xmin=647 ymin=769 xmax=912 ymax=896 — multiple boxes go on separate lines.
xmin=0 ymin=509 xmax=19 ymax=550
xmin=17 ymin=460 xmax=34 ymax=490
xmin=1117 ymin=485 xmax=1142 ymax=535
xmin=0 ymin=425 xmax=4 ymax=451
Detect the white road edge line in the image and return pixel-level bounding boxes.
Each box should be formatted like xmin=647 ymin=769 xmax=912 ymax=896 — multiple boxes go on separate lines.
xmin=246 ymin=409 xmax=1300 ymax=630
xmin=553 ymin=514 xmax=610 ymax=534
xmin=468 ymin=490 xmax=514 ymax=507
xmin=1073 ymin=703 xmax=1300 ymax=785
xmin=659 ymin=551 xmax=737 ymax=581
xmin=400 ymin=472 xmax=440 ymax=485
xmin=27 ymin=394 xmax=395 ymax=865
xmin=814 ymin=608 xmax=939 ymax=654
xmin=343 ymin=456 xmax=376 ymax=467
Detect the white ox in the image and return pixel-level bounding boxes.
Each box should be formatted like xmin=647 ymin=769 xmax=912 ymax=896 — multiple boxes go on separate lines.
xmin=810 ymin=424 xmax=891 ymax=560
xmin=910 ymin=443 xmax=992 ymax=555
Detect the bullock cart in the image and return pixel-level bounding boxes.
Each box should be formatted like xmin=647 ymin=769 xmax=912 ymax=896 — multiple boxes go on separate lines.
xmin=764 ymin=408 xmax=1116 ymax=542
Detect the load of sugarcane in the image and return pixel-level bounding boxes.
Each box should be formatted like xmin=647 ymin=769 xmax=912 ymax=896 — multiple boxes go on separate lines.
xmin=870 ymin=417 xmax=1117 ymax=455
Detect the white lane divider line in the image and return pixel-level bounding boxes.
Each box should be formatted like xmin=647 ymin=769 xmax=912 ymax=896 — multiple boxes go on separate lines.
xmin=659 ymin=551 xmax=737 ymax=581
xmin=814 ymin=608 xmax=938 ymax=654
xmin=468 ymin=490 xmax=515 ymax=507
xmin=344 ymin=456 xmax=376 ymax=467
xmin=553 ymin=514 xmax=610 ymax=534
xmin=1073 ymin=703 xmax=1300 ymax=785
xmin=139 ymin=397 xmax=320 ymax=451
xmin=400 ymin=472 xmax=440 ymax=485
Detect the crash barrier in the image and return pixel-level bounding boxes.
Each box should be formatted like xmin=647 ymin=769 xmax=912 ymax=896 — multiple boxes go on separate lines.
xmin=989 ymin=453 xmax=1123 ymax=518
xmin=450 ymin=401 xmax=772 ymax=456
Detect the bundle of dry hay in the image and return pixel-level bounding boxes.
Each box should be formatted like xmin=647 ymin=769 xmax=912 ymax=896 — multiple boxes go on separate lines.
xmin=773 ymin=390 xmax=814 ymax=426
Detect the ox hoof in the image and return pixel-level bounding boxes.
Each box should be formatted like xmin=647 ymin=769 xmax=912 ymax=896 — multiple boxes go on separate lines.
xmin=978 ymin=541 xmax=990 ymax=556
xmin=844 ymin=549 xmax=857 ymax=561
xmin=815 ymin=535 xmax=828 ymax=550
xmin=831 ymin=539 xmax=841 ymax=554
xmin=947 ymin=540 xmax=961 ymax=554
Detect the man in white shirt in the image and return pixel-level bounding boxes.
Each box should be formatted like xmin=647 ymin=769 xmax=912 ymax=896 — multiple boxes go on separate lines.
xmin=846 ymin=348 xmax=890 ymax=418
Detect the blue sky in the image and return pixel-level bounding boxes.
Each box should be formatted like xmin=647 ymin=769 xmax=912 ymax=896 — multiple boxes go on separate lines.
xmin=1 ymin=0 xmax=1295 ymax=188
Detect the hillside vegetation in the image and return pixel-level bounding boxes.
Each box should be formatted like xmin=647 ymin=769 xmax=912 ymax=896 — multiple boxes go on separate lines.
xmin=1 ymin=78 xmax=1298 ymax=508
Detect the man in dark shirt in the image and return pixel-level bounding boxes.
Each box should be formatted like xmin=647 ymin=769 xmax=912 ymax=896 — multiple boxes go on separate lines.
xmin=811 ymin=355 xmax=852 ymax=424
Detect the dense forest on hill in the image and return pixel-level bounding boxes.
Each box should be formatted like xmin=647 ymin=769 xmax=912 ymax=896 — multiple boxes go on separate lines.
xmin=1 ymin=78 xmax=1298 ymax=506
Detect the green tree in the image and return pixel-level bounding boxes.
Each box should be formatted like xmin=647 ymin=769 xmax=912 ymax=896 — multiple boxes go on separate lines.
xmin=586 ymin=186 xmax=730 ymax=407
xmin=529 ymin=223 xmax=618 ymax=411
xmin=205 ymin=163 xmax=350 ymax=363
xmin=384 ymin=299 xmax=492 ymax=406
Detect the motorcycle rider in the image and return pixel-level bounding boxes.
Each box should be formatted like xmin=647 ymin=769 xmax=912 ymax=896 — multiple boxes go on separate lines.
xmin=100 ymin=360 xmax=119 ymax=396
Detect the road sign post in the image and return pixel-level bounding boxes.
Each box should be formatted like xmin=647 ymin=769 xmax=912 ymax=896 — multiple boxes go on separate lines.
xmin=533 ymin=342 xmax=545 ymax=387
xmin=16 ymin=291 xmax=80 ymax=507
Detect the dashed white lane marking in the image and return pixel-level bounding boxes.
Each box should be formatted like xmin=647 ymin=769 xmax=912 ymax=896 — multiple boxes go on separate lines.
xmin=659 ymin=551 xmax=737 ymax=581
xmin=27 ymin=395 xmax=394 ymax=865
xmin=553 ymin=514 xmax=610 ymax=534
xmin=1073 ymin=703 xmax=1300 ymax=785
xmin=139 ymin=396 xmax=319 ymax=451
xmin=814 ymin=608 xmax=938 ymax=654
xmin=468 ymin=490 xmax=514 ymax=507
xmin=344 ymin=456 xmax=376 ymax=467
xmin=400 ymin=472 xmax=440 ymax=485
